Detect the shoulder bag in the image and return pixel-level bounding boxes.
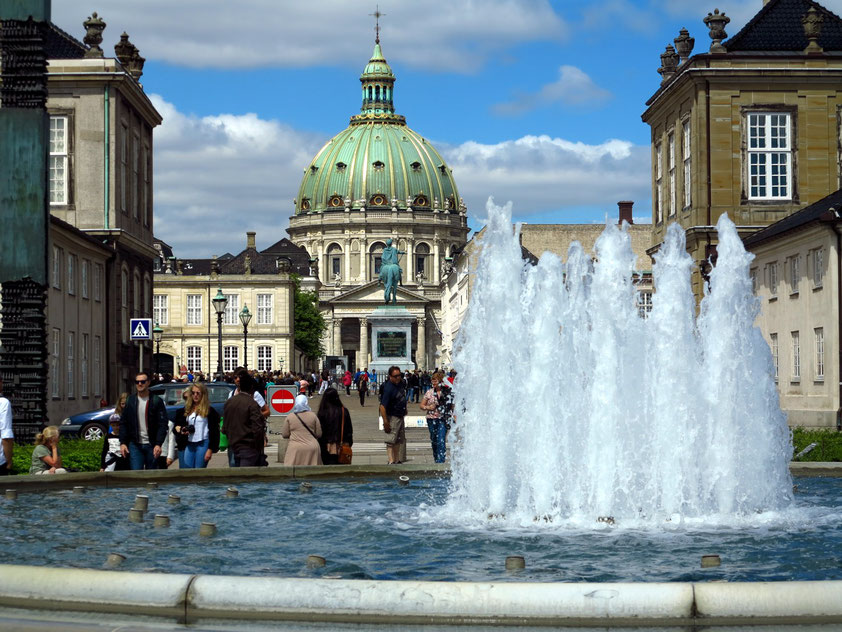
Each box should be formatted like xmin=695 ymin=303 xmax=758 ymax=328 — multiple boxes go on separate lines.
xmin=338 ymin=407 xmax=353 ymax=464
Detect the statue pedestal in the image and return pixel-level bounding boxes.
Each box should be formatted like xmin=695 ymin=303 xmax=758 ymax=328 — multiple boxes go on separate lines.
xmin=367 ymin=306 xmax=415 ymax=376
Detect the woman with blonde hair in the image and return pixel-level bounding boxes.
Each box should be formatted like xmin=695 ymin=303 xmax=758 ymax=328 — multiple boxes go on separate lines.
xmin=173 ymin=382 xmax=220 ymax=468
xmin=30 ymin=426 xmax=67 ymax=474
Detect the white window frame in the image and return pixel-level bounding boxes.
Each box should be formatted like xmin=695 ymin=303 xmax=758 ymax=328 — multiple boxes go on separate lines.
xmin=93 ymin=264 xmax=102 ymax=301
xmin=67 ymin=331 xmax=75 ymax=398
xmin=750 ymin=268 xmax=757 ymax=294
xmin=52 ymin=246 xmax=61 ymax=289
xmin=257 ymin=294 xmax=273 ymax=325
xmin=223 ymin=345 xmax=239 ymax=372
xmin=668 ymin=132 xmax=676 ymax=217
xmin=815 ymin=327 xmax=824 ymax=381
xmin=67 ymin=253 xmax=76 ymax=296
xmin=81 ymin=333 xmax=88 ymax=397
xmin=187 ymin=346 xmax=203 ymax=372
xmin=257 ymin=345 xmax=273 ymax=372
xmin=224 ymin=294 xmax=240 ymax=326
xmin=747 ymin=112 xmax=792 ymax=200
xmin=153 ymin=295 xmax=169 ymax=326
xmin=655 ymin=142 xmax=663 ymax=223
xmin=682 ymin=119 xmax=691 ymax=208
xmin=49 ymin=115 xmax=68 ymax=205
xmin=51 ymin=328 xmax=60 ymax=398
xmin=789 ymin=255 xmax=800 ymax=295
xmin=768 ymin=262 xmax=778 ymax=298
xmin=770 ymin=333 xmax=778 ymax=380
xmin=791 ymin=331 xmax=801 ymax=381
xmin=93 ymin=335 xmax=101 ymax=397
xmin=636 ymin=290 xmax=653 ymax=319
xmin=812 ymin=248 xmax=824 ymax=288
xmin=81 ymin=259 xmax=89 ymax=299
xmin=186 ymin=294 xmax=203 ymax=326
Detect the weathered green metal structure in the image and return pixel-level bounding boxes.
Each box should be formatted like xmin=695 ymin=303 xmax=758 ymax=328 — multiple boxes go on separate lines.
xmin=0 ymin=0 xmax=51 ymax=440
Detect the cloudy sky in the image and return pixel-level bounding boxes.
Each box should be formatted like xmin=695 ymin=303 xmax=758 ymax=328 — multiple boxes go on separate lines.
xmin=52 ymin=0 xmax=842 ymax=257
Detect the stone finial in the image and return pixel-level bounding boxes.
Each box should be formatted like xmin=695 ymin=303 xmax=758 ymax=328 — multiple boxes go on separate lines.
xmin=658 ymin=45 xmax=680 ymax=84
xmin=176 ymin=259 xmax=183 ymax=275
xmin=115 ymin=33 xmax=146 ymax=82
xmin=211 ymin=255 xmax=219 ymax=279
xmin=703 ymin=9 xmax=730 ymax=53
xmin=803 ymin=7 xmax=824 ymax=54
xmin=83 ymin=12 xmax=106 ymax=58
xmin=244 ymin=254 xmax=252 ymax=275
xmin=674 ymin=28 xmax=695 ymax=63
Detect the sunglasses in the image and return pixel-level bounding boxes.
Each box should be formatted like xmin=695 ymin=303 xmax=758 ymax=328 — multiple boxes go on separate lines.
xmin=135 ymin=380 xmax=148 ymax=384
xmin=390 ymin=373 xmax=401 ymax=378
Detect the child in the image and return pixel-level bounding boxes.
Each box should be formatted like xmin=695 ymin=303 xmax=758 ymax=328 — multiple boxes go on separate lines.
xmin=30 ymin=426 xmax=67 ymax=474
xmin=100 ymin=416 xmax=127 ymax=471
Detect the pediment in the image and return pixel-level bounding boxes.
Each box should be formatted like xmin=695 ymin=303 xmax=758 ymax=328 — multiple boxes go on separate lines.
xmin=325 ymin=281 xmax=430 ymax=305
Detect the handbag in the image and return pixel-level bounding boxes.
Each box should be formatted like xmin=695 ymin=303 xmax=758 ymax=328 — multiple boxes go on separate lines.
xmin=338 ymin=408 xmax=353 ymax=464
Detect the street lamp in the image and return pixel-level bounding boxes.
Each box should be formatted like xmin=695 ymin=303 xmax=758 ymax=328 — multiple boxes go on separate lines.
xmin=212 ymin=288 xmax=227 ymax=379
xmin=239 ymin=305 xmax=252 ymax=369
xmin=152 ymin=322 xmax=163 ymax=380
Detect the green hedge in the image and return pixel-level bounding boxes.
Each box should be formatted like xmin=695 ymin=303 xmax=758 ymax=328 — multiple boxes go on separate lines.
xmin=791 ymin=428 xmax=842 ymax=462
xmin=11 ymin=439 xmax=102 ymax=474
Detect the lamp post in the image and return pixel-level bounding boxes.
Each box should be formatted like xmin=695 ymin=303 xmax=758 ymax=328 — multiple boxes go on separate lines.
xmin=239 ymin=305 xmax=252 ymax=369
xmin=212 ymin=288 xmax=227 ymax=379
xmin=152 ymin=322 xmax=163 ymax=381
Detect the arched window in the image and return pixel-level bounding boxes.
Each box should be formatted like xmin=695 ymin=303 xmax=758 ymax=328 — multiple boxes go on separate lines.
xmin=372 ymin=160 xmax=385 ymax=171
xmin=368 ymin=87 xmax=373 ymax=101
xmin=327 ymin=243 xmax=343 ymax=280
xmin=369 ymin=242 xmax=386 ymax=280
xmin=410 ymin=161 xmax=421 ymax=172
xmin=415 ymin=243 xmax=431 ymax=282
xmin=375 ymin=85 xmax=380 ymax=102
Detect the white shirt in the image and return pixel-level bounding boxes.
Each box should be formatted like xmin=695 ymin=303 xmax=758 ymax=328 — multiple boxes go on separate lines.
xmin=187 ymin=411 xmax=209 ymax=443
xmin=0 ymin=395 xmax=13 ymax=467
xmin=137 ymin=394 xmax=149 ymax=444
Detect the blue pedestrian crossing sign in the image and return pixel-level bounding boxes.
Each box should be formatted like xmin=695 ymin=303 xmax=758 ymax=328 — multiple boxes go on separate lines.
xmin=130 ymin=318 xmax=152 ymax=340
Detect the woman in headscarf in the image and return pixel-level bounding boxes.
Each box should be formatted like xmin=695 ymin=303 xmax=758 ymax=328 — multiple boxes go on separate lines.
xmin=316 ymin=387 xmax=353 ymax=464
xmin=281 ymin=393 xmax=322 ymax=465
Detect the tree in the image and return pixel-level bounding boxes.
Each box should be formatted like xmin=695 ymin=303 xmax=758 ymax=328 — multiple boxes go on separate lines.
xmin=291 ymin=274 xmax=325 ymax=361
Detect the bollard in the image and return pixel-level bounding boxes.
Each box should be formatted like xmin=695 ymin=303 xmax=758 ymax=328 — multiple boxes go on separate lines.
xmin=226 ymin=487 xmax=239 ymax=498
xmin=505 ymin=556 xmax=526 ymax=571
xmin=199 ymin=522 xmax=217 ymax=537
xmin=398 ymin=475 xmax=410 ymax=485
xmin=72 ymin=486 xmax=85 ymax=494
xmin=701 ymin=554 xmax=721 ymax=568
xmin=5 ymin=489 xmax=17 ymax=500
xmin=104 ymin=553 xmax=125 ymax=568
xmin=168 ymin=494 xmax=181 ymax=504
xmin=153 ymin=514 xmax=170 ymax=528
xmin=128 ymin=508 xmax=144 ymax=523
xmin=299 ymin=482 xmax=312 ymax=493
xmin=147 ymin=481 xmax=158 ymax=490
xmin=306 ymin=555 xmax=326 ymax=568
xmin=133 ymin=495 xmax=149 ymax=511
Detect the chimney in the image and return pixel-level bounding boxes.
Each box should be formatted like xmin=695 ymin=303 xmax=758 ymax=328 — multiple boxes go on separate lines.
xmin=618 ymin=201 xmax=634 ymax=225
xmin=246 ymin=231 xmax=256 ymax=250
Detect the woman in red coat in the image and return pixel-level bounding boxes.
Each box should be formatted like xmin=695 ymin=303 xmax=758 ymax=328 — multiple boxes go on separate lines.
xmin=342 ymin=370 xmax=352 ymax=396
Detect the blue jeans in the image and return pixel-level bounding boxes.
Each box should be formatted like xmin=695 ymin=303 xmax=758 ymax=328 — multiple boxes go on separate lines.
xmin=128 ymin=443 xmax=157 ymax=470
xmin=407 ymin=386 xmax=417 ymax=403
xmin=426 ymin=418 xmax=447 ymax=463
xmin=183 ymin=438 xmax=210 ymax=469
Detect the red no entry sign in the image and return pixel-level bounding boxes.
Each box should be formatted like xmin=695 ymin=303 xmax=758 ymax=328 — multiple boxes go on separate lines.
xmin=268 ymin=385 xmax=298 ymax=416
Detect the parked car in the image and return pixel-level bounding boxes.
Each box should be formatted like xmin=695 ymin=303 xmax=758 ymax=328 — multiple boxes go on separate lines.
xmin=61 ymin=382 xmax=237 ymax=441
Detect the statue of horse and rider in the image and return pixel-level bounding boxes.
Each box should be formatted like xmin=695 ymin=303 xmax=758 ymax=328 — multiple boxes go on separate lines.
xmin=379 ymin=238 xmax=405 ymax=304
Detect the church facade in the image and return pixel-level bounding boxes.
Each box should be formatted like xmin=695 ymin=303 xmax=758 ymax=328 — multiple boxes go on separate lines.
xmin=286 ymin=37 xmax=469 ymax=372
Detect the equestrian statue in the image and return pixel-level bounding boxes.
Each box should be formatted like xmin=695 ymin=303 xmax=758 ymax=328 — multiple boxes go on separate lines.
xmin=379 ymin=238 xmax=405 ymax=305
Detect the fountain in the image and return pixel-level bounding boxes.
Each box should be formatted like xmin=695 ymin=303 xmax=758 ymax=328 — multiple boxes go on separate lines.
xmin=445 ymin=199 xmax=793 ymax=527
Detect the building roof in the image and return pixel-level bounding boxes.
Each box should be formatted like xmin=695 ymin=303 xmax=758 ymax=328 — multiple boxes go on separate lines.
xmin=45 ymin=22 xmax=88 ymax=59
xmin=743 ymin=188 xmax=842 ymax=247
xmin=726 ymin=0 xmax=842 ymax=52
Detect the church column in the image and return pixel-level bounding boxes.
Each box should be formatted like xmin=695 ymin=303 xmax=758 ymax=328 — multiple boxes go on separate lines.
xmin=416 ymin=315 xmax=426 ymax=370
xmin=359 ymin=318 xmax=368 ymax=368
xmin=324 ymin=317 xmax=334 ymax=358
xmin=407 ymin=238 xmax=415 ymax=283
xmin=333 ymin=316 xmax=342 ymax=356
xmin=361 ymin=238 xmax=368 ymax=282
xmin=344 ymin=238 xmax=351 ymax=283
xmin=433 ymin=240 xmax=441 ymax=285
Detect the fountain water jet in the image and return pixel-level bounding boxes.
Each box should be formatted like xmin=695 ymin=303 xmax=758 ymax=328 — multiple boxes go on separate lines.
xmin=445 ymin=199 xmax=793 ymax=526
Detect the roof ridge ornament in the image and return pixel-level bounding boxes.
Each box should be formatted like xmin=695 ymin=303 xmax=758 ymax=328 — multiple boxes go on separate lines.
xmin=802 ymin=7 xmax=824 ymax=54
xmin=83 ymin=12 xmax=106 ymax=58
xmin=674 ymin=28 xmax=695 ymax=64
xmin=703 ymin=9 xmax=730 ymax=53
xmin=369 ymin=5 xmax=385 ymax=45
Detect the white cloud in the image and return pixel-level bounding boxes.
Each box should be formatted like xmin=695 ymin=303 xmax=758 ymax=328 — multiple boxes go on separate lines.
xmin=441 ymin=135 xmax=651 ymax=221
xmin=149 ymin=95 xmax=326 ymax=257
xmin=493 ymin=65 xmax=611 ymax=115
xmin=52 ymin=1 xmax=566 ymax=71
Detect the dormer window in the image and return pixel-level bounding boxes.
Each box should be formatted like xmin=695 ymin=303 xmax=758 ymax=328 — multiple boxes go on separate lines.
xmin=438 ymin=164 xmax=448 ymax=175
xmin=414 ymin=195 xmax=429 ymax=207
xmin=328 ymin=195 xmax=344 ymax=207
xmin=336 ymin=162 xmax=347 ymax=172
xmin=310 ymin=165 xmax=318 ymax=173
xmin=370 ymin=194 xmax=388 ymax=207
xmin=410 ymin=161 xmax=421 ymax=172
xmin=372 ymin=161 xmax=385 ymax=171
xmin=301 ymin=198 xmax=311 ymax=211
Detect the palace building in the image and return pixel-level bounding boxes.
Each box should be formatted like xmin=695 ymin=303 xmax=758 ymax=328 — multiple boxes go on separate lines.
xmin=286 ymin=35 xmax=469 ymax=372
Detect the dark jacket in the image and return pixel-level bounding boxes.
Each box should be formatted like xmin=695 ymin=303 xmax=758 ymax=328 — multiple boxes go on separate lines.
xmin=222 ymin=392 xmax=265 ymax=451
xmin=173 ymin=407 xmax=221 ymax=452
xmin=119 ymin=392 xmax=168 ymax=447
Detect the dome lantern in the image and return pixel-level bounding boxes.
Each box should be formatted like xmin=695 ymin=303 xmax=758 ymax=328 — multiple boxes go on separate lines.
xmin=359 ymin=41 xmax=396 ymax=118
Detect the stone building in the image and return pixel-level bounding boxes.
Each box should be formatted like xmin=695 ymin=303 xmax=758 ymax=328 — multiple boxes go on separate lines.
xmin=641 ymin=0 xmax=842 ymax=299
xmin=286 ymin=37 xmax=469 ymax=372
xmin=152 ymin=233 xmax=314 ymax=377
xmin=43 ymin=16 xmax=161 ymax=401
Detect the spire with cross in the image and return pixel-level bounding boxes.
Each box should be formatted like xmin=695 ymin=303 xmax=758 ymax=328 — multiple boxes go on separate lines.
xmin=370 ymin=5 xmax=385 ymax=44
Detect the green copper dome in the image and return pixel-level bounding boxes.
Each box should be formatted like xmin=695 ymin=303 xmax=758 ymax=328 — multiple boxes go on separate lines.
xmin=295 ymin=42 xmax=461 ymax=215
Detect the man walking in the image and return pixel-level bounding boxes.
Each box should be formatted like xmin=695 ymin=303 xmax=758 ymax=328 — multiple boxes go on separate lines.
xmin=119 ymin=372 xmax=168 ymax=470
xmin=0 ymin=377 xmax=14 ymax=475
xmin=223 ymin=373 xmax=267 ymax=467
xmin=358 ymin=368 xmax=369 ymax=406
xmin=379 ymin=365 xmax=407 ymax=464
